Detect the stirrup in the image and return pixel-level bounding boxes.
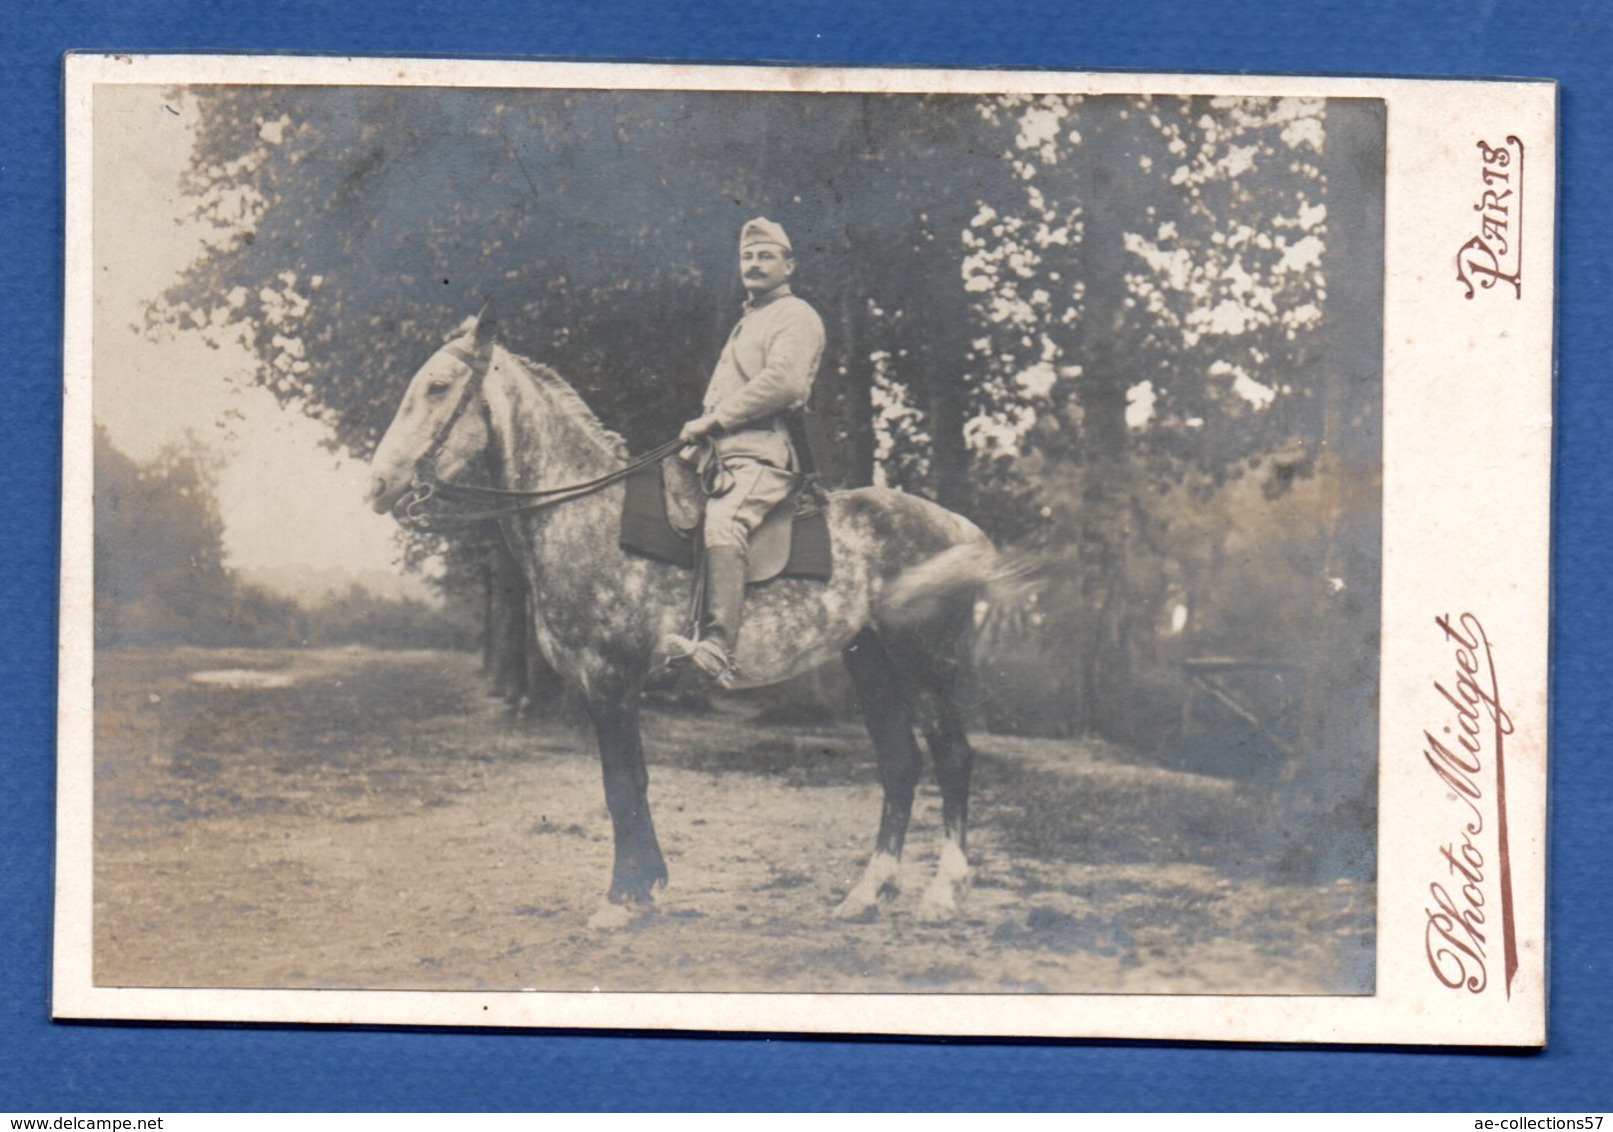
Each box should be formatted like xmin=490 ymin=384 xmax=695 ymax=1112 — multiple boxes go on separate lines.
xmin=661 ymin=634 xmax=737 ymax=688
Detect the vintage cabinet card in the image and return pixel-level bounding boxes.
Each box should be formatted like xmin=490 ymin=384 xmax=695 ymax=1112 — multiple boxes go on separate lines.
xmin=56 ymin=55 xmax=1553 ymax=1044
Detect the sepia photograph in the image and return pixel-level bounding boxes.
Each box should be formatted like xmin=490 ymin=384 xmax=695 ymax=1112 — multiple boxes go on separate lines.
xmin=57 ymin=58 xmax=1549 ymax=1043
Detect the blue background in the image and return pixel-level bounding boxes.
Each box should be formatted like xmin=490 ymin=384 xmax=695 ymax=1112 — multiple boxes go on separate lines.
xmin=4 ymin=0 xmax=1607 ymax=1112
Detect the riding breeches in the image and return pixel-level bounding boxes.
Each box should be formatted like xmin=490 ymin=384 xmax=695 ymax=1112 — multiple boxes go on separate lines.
xmin=702 ymin=457 xmax=797 ymax=556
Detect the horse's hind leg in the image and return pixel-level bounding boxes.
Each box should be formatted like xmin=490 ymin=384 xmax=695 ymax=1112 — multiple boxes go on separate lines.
xmin=890 ymin=606 xmax=977 ymax=922
xmin=916 ymin=691 xmax=974 ymax=922
xmin=835 ymin=629 xmax=923 ymax=920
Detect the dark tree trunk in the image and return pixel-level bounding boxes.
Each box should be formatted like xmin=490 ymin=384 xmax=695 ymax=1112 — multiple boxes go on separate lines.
xmin=480 ymin=531 xmax=574 ymax=718
xmin=480 ymin=558 xmax=496 ymax=672
xmin=1288 ymin=101 xmax=1386 ymax=832
xmin=828 ymin=280 xmax=876 ymax=488
xmin=484 ymin=535 xmax=529 ymax=704
xmin=909 ymin=211 xmax=978 ymax=511
xmin=1066 ymin=114 xmax=1143 ymax=739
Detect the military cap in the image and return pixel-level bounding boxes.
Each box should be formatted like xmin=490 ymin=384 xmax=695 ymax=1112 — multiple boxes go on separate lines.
xmin=740 ymin=216 xmax=792 ymax=253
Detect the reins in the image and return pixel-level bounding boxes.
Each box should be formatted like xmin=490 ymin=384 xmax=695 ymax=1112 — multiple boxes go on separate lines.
xmin=404 ymin=437 xmax=688 ymax=528
xmin=399 ymin=341 xmax=690 ymax=529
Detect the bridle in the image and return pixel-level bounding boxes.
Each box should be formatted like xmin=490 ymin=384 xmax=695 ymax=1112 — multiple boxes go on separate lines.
xmin=400 ymin=340 xmax=686 ymax=529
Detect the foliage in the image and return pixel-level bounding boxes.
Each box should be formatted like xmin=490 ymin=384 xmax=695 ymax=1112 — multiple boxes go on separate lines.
xmin=95 ymin=426 xmax=477 ymax=649
xmin=158 ymin=90 xmax=1367 ymax=515
xmin=306 ymin=584 xmax=479 ymax=651
xmin=965 ymin=96 xmax=1339 ymax=494
xmin=95 ymin=423 xmax=246 ymax=646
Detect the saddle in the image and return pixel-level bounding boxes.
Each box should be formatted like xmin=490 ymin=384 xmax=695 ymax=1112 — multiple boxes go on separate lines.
xmin=619 ymin=458 xmax=832 ymax=583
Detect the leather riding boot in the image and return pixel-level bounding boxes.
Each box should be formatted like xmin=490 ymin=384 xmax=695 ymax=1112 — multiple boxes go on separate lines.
xmin=662 ymin=546 xmax=748 ymax=687
xmin=700 ymin=545 xmax=747 ymax=664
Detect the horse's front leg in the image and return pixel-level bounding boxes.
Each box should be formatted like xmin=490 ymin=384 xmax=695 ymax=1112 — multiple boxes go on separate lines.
xmin=586 ymin=694 xmax=668 ymax=929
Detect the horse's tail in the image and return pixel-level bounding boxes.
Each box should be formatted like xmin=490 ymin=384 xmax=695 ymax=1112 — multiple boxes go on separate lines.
xmin=878 ymin=540 xmax=1040 ymax=631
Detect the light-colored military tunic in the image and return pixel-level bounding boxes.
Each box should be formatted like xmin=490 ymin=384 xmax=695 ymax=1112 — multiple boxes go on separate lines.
xmin=699 ymin=284 xmax=825 ymax=552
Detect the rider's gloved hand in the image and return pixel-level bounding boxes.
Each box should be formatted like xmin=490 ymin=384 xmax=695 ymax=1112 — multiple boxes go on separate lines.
xmin=678 ymin=415 xmax=722 ymax=442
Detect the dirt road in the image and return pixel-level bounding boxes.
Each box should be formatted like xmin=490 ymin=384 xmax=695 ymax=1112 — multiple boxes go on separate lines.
xmin=92 ymin=647 xmax=1373 ymax=996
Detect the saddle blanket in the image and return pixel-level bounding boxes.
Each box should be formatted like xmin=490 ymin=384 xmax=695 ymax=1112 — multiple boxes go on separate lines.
xmin=619 ymin=462 xmax=833 ymax=583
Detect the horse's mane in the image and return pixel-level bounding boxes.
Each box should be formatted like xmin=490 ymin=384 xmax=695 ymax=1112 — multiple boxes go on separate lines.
xmin=486 ymin=338 xmax=631 ymax=461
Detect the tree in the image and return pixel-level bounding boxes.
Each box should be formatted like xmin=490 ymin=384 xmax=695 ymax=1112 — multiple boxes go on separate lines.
xmin=936 ymin=95 xmax=1372 ymax=737
xmin=94 ymin=425 xmax=301 ymax=645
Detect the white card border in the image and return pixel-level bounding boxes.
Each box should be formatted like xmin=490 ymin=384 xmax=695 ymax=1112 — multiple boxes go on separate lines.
xmin=55 ymin=54 xmax=1555 ymax=1045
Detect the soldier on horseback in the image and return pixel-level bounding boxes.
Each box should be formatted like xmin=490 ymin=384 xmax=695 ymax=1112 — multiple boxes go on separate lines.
xmin=662 ymin=217 xmax=826 ymax=685
xmin=372 ymin=291 xmax=991 ymax=922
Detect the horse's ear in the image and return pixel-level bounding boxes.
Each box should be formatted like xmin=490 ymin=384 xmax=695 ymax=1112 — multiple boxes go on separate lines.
xmin=471 ymin=301 xmax=498 ymax=351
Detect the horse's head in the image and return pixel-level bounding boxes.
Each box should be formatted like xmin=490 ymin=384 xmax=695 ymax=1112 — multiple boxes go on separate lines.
xmin=368 ymin=306 xmax=498 ymax=515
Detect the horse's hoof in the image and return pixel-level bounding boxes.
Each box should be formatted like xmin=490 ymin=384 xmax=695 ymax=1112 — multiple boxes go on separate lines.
xmin=919 ymin=840 xmax=971 ymax=921
xmin=834 ymin=852 xmax=902 ymax=920
xmin=587 ymin=901 xmax=644 ymax=931
xmin=832 ymin=894 xmax=882 ymax=922
xmin=915 ymin=887 xmax=960 ymax=924
xmin=917 ymin=846 xmax=970 ymax=923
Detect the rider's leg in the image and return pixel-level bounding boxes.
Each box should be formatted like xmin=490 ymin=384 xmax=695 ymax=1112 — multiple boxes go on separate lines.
xmin=662 ymin=459 xmax=791 ymax=684
xmin=685 ymin=543 xmax=747 ymax=683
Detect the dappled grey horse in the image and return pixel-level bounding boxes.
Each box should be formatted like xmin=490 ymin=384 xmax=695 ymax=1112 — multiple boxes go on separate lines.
xmin=368 ymin=308 xmax=996 ymax=928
